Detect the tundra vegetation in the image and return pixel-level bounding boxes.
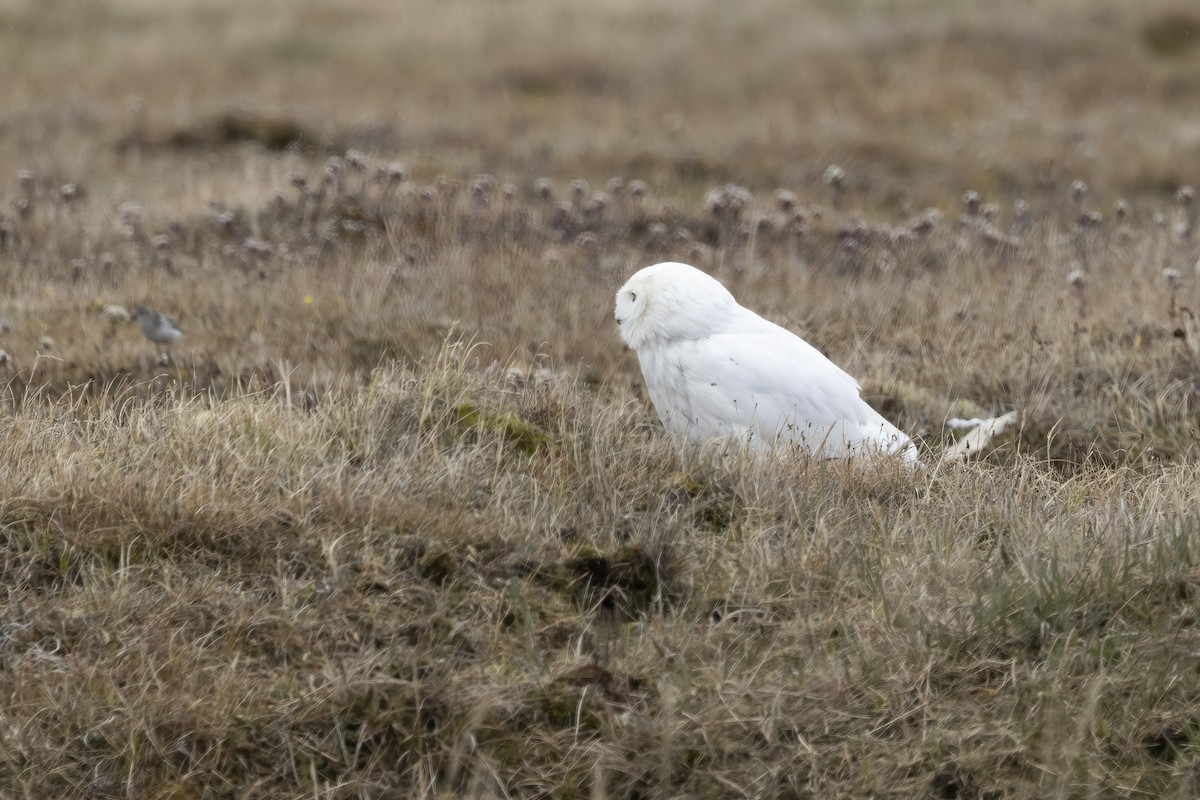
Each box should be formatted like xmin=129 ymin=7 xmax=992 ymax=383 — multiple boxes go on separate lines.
xmin=2 ymin=0 xmax=1200 ymax=797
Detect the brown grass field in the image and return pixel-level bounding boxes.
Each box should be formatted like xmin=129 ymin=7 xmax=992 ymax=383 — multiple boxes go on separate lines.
xmin=3 ymin=0 xmax=1200 ymax=797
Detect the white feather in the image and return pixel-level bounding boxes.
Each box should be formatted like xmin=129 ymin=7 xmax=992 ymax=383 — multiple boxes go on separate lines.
xmin=615 ymin=262 xmax=917 ymax=464
xmin=941 ymin=411 xmax=1019 ymax=463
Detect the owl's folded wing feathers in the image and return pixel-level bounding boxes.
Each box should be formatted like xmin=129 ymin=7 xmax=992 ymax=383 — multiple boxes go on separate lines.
xmin=656 ymin=318 xmax=911 ymax=458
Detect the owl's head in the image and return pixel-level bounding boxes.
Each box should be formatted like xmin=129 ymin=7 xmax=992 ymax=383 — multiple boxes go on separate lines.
xmin=614 ymin=262 xmax=737 ymax=350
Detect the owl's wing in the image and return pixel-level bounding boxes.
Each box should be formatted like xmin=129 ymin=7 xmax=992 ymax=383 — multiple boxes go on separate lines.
xmin=676 ymin=322 xmax=910 ymax=457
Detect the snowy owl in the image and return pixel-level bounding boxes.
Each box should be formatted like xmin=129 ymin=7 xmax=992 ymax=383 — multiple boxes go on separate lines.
xmin=615 ymin=262 xmax=917 ymax=464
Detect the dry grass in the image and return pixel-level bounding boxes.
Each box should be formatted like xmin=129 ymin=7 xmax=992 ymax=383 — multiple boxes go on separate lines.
xmin=3 ymin=0 xmax=1200 ymax=797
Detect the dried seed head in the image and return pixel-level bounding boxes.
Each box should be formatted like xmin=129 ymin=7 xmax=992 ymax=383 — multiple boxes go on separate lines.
xmin=961 ymin=190 xmax=982 ymax=216
xmin=386 ymin=162 xmax=408 ymax=184
xmin=1113 ymin=199 xmax=1130 ymax=220
xmin=1069 ymin=179 xmax=1089 ymax=204
xmin=980 ymin=203 xmax=1000 ymax=222
xmin=16 ymin=170 xmax=34 ymax=191
xmin=533 ymin=178 xmax=554 ymax=201
xmin=774 ymin=189 xmax=798 ymax=213
xmin=0 ymin=349 xmax=11 ymax=367
xmin=1067 ymin=268 xmax=1086 ymax=288
xmin=1078 ymin=209 xmax=1104 ymax=228
xmin=550 ymin=202 xmax=573 ymax=228
xmin=585 ymin=191 xmax=609 ymax=217
xmin=344 ymin=149 xmax=366 ymax=171
xmin=119 ymin=202 xmax=143 ymax=226
xmin=244 ymin=237 xmax=274 ymax=259
xmin=103 ymin=304 xmax=130 ymax=322
xmin=210 ymin=209 xmax=236 ymax=232
xmin=501 ymin=183 xmax=517 ymax=201
xmin=59 ymin=183 xmax=80 ymax=202
xmin=705 ymin=184 xmax=752 ymax=219
xmin=1163 ymin=267 xmax=1183 ymax=290
xmin=645 ymin=221 xmax=670 ymax=247
xmin=979 ymin=225 xmax=1019 ymax=251
xmin=822 ymin=164 xmax=846 ymax=187
xmin=288 ymin=173 xmax=309 ymax=193
xmin=822 ymin=167 xmax=848 ymax=210
xmin=569 ymin=179 xmax=590 ymax=204
xmin=1176 ymin=186 xmax=1195 ymax=206
xmin=627 ymin=179 xmax=648 ymax=198
xmin=908 ymin=207 xmax=943 ymax=236
xmin=39 ymin=335 xmax=55 ymax=351
xmin=151 ymin=233 xmax=172 ymax=251
xmin=704 ymin=188 xmax=721 ymax=216
xmin=606 ymin=177 xmax=624 ymax=195
xmin=470 ymin=173 xmax=497 ymax=207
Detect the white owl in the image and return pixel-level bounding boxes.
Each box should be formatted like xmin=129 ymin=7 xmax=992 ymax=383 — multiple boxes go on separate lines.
xmin=615 ymin=262 xmax=917 ymax=464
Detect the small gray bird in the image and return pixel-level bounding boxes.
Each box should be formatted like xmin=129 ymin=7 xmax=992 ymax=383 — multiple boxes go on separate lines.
xmin=133 ymin=306 xmax=183 ymax=358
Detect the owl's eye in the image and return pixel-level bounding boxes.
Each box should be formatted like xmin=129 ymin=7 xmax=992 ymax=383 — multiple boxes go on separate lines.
xmin=629 ymin=291 xmax=637 ymax=301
